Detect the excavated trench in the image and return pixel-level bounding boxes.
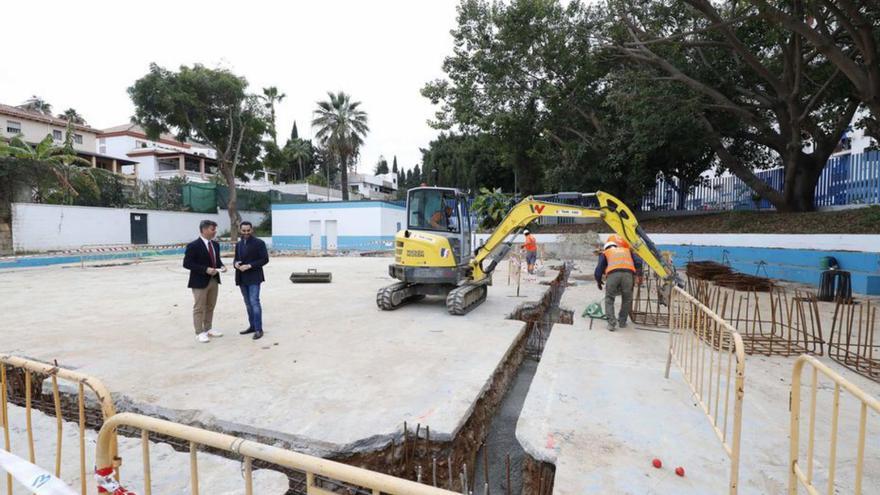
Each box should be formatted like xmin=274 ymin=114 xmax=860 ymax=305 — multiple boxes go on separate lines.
xmin=4 ymin=265 xmax=573 ymax=494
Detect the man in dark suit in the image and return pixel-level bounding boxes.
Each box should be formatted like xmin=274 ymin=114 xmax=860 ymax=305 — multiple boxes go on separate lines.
xmin=183 ymin=220 xmax=227 ymax=343
xmin=234 ymin=221 xmax=269 ymax=340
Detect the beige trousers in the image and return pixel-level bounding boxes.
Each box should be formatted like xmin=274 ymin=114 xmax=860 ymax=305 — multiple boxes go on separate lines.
xmin=192 ymin=278 xmax=219 ymax=334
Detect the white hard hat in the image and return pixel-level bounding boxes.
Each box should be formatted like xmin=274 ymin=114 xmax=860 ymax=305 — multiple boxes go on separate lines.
xmin=523 ymin=229 xmax=530 ymax=235
xmin=603 ymin=241 xmax=617 ymax=250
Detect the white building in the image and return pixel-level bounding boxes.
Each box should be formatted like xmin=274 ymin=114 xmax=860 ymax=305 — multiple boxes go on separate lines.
xmin=348 ymin=172 xmax=398 ymax=200
xmin=1 ymin=103 xmax=136 ymax=177
xmin=272 ymin=201 xmax=405 ymax=251
xmin=98 ymin=124 xmax=218 ymax=182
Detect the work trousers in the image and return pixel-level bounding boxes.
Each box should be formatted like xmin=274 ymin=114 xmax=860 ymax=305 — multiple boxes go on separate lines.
xmin=604 ymin=270 xmax=634 ymax=327
xmin=239 ymin=283 xmax=263 ymax=331
xmin=192 ymin=278 xmax=219 ymax=334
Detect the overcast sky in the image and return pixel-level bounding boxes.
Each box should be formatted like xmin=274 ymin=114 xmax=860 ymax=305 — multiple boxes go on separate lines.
xmin=0 ymin=0 xmax=460 ymax=173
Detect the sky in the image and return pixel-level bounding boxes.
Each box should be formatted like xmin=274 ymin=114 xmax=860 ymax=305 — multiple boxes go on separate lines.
xmin=0 ymin=0 xmax=460 ymax=173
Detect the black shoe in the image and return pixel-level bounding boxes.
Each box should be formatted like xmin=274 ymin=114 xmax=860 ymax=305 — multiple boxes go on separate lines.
xmin=240 ymin=328 xmax=256 ymax=335
xmin=253 ymin=330 xmax=264 ymax=340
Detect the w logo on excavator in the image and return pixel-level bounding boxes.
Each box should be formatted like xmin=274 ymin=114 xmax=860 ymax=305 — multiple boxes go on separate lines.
xmin=529 ymin=204 xmax=546 ymax=214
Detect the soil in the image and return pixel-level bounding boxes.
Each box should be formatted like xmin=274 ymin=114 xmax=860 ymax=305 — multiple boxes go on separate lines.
xmin=532 ymin=205 xmax=880 ymax=234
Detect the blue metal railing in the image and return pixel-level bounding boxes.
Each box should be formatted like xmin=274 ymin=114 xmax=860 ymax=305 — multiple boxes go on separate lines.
xmin=641 ymin=150 xmax=880 ymax=211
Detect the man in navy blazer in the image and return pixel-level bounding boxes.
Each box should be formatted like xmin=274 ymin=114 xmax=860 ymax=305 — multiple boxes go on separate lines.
xmin=234 ymin=221 xmax=269 ymax=340
xmin=183 ymin=220 xmax=227 ymax=343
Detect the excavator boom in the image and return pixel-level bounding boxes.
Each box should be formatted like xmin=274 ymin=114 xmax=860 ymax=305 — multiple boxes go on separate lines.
xmin=471 ymin=191 xmax=673 ymax=282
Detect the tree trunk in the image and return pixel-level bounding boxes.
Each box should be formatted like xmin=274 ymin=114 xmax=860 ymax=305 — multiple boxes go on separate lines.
xmin=340 ymin=154 xmax=350 ymax=201
xmin=222 ymin=166 xmax=241 ymax=242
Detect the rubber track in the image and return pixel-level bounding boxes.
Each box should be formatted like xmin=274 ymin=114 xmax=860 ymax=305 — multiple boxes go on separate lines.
xmin=446 ymin=284 xmax=488 ymax=315
xmin=377 ymin=282 xmax=409 ymax=310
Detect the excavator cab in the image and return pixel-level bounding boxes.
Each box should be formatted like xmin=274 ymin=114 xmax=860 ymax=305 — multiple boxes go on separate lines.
xmin=405 ymin=187 xmax=473 ymax=260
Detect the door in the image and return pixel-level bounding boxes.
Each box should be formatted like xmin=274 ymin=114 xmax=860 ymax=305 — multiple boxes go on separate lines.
xmin=130 ymin=213 xmax=148 ymax=245
xmin=325 ymin=220 xmax=338 ymax=250
xmin=309 ymin=220 xmax=322 ymax=250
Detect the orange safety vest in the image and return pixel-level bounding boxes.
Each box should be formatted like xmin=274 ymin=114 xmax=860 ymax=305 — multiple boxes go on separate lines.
xmin=524 ymin=234 xmax=537 ymax=252
xmin=604 ymin=246 xmax=636 ymax=274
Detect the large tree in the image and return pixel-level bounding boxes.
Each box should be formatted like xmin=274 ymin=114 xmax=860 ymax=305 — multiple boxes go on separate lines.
xmin=311 ymin=91 xmax=369 ymax=200
xmin=262 ymin=86 xmax=286 ymax=146
xmin=128 ymin=63 xmax=268 ymax=238
xmin=747 ymin=0 xmax=880 ymax=141
xmin=611 ymin=0 xmax=861 ymax=211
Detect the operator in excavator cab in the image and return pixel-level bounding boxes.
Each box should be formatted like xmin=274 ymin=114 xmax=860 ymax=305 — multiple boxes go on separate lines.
xmin=595 ymin=235 xmax=643 ymax=331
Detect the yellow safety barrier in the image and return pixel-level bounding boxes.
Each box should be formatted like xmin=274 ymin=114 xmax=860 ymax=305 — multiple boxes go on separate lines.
xmin=664 ymin=287 xmax=745 ymax=495
xmin=0 ymin=355 xmax=119 ymax=495
xmin=789 ymin=355 xmax=880 ymax=495
xmin=94 ymin=413 xmax=458 ymax=495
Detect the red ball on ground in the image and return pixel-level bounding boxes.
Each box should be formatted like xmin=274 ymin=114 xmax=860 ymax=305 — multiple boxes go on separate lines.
xmin=675 ymin=467 xmax=685 ymax=477
xmin=652 ymin=458 xmax=662 ymax=469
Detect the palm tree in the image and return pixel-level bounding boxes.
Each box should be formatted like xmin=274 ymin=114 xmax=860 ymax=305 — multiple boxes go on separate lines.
xmin=20 ymin=96 xmax=53 ymax=115
xmin=6 ymin=135 xmax=96 ymax=203
xmin=262 ymin=86 xmax=286 ymax=146
xmin=58 ymin=108 xmax=87 ymax=125
xmin=285 ymin=138 xmax=312 ymax=181
xmin=311 ymin=91 xmax=369 ymax=200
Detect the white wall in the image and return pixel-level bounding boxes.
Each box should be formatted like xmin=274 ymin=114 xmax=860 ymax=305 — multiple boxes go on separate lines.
xmin=273 ymin=206 xmax=379 ymax=237
xmin=11 ymin=203 xmax=265 ymax=252
xmin=380 ymin=206 xmax=406 ymax=235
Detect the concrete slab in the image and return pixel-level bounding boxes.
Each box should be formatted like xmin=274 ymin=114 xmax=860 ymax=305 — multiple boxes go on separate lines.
xmin=517 ymin=264 xmax=880 ymax=494
xmin=0 ymin=255 xmax=553 ymax=458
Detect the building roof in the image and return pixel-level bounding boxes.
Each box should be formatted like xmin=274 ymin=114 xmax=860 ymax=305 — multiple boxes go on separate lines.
xmin=0 ymin=103 xmax=98 ymax=134
xmin=127 ymin=148 xmax=217 ymax=162
xmin=99 ymin=123 xmax=193 ymax=149
xmin=273 ymin=201 xmax=405 ymax=211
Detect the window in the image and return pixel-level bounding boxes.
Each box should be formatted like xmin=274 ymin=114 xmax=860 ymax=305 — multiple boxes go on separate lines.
xmin=407 ymin=189 xmax=460 ymax=233
xmin=6 ymin=120 xmax=21 ymax=135
xmin=53 ymin=130 xmax=63 ymax=141
xmin=74 ymin=134 xmax=83 ymax=144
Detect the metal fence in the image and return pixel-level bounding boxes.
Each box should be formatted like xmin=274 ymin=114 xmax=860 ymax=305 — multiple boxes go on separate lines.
xmin=0 ymin=355 xmax=119 ymax=495
xmin=664 ymin=287 xmax=745 ymax=495
xmin=94 ymin=413 xmax=457 ymax=495
xmin=641 ymin=151 xmax=880 ymax=211
xmin=789 ymin=355 xmax=880 ymax=495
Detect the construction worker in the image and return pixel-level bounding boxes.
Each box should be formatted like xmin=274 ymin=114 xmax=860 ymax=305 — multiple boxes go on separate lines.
xmin=595 ymin=238 xmax=642 ymax=331
xmin=522 ymin=229 xmax=538 ymax=274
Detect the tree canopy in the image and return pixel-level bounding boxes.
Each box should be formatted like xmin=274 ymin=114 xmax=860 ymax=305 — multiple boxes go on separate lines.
xmin=128 ymin=63 xmax=268 ymax=236
xmin=421 ymin=0 xmax=879 ymax=211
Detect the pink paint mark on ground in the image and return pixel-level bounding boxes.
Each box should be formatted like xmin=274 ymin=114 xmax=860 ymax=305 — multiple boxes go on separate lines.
xmin=546 ymin=433 xmax=556 ymax=450
xmin=417 ymin=408 xmax=435 ymax=421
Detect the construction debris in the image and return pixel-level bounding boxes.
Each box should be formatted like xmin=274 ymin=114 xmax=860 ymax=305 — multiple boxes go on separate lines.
xmin=713 ymin=273 xmax=775 ymax=292
xmin=289 ymin=268 xmax=333 ymax=283
xmin=686 ymin=261 xmax=732 ymax=280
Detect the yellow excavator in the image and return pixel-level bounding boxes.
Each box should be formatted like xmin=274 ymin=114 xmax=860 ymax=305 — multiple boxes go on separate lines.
xmin=377 ymin=186 xmax=678 ymax=315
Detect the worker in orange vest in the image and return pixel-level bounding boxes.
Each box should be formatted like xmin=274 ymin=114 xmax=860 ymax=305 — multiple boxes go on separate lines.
xmin=521 ymin=229 xmax=538 ymax=274
xmin=594 ymin=238 xmax=642 ymax=331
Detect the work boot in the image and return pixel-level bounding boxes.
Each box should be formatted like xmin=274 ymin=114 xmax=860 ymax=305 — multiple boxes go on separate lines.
xmin=618 ymin=319 xmax=628 ymax=329
xmin=606 ymin=321 xmax=616 ymax=332
xmin=240 ymin=327 xmax=256 ymax=335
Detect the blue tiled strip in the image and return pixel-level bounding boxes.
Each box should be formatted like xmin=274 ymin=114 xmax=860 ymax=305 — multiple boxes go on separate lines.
xmin=659 ymin=244 xmax=880 ymax=295
xmin=0 ymin=247 xmax=187 ymax=270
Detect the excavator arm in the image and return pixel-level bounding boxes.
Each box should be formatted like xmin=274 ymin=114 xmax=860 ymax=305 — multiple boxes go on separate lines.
xmin=471 ymin=191 xmax=674 ymax=283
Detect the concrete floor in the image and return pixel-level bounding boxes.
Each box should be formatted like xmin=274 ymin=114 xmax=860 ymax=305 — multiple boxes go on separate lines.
xmin=0 ymin=255 xmax=552 ymax=461
xmin=516 ymin=263 xmax=880 ymax=495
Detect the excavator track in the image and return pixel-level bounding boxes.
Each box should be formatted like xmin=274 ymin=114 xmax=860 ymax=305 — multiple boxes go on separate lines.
xmin=446 ymin=283 xmax=488 ymax=315
xmin=377 ymin=282 xmax=425 ymax=310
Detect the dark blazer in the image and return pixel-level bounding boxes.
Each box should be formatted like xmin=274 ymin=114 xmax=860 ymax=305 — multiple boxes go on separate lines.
xmin=234 ymin=236 xmax=269 ymax=286
xmin=183 ymin=238 xmax=225 ymax=289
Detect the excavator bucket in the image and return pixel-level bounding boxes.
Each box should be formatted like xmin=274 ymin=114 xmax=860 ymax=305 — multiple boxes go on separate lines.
xmin=290 ymin=268 xmax=332 ymax=283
